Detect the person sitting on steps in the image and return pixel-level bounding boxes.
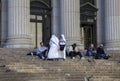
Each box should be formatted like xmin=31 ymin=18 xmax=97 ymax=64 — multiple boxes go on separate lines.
xmin=36 ymin=42 xmax=48 ymax=60
xmin=86 ymin=44 xmax=96 ymax=62
xmin=68 ymin=43 xmax=83 ymax=59
xmin=97 ymin=44 xmax=111 ymax=59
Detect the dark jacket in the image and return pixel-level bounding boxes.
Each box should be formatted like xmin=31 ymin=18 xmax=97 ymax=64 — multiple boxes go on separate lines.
xmin=97 ymin=46 xmax=105 ymax=54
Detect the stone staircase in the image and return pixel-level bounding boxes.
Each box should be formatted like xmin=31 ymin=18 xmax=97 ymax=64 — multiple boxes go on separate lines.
xmin=0 ymin=48 xmax=120 ymax=81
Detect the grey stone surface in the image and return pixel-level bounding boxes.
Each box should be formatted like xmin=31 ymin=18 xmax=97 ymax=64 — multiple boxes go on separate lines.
xmin=5 ymin=0 xmax=32 ymax=48
xmin=0 ymin=48 xmax=119 ymax=81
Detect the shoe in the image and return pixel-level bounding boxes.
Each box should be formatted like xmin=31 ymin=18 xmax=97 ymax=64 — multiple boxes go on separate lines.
xmin=72 ymin=57 xmax=75 ymax=59
xmin=108 ymin=55 xmax=111 ymax=58
xmin=42 ymin=56 xmax=45 ymax=59
xmin=88 ymin=59 xmax=91 ymax=62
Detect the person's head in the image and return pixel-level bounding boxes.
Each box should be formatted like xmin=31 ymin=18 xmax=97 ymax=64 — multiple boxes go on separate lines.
xmin=52 ymin=34 xmax=56 ymax=38
xmin=72 ymin=43 xmax=77 ymax=47
xmin=60 ymin=34 xmax=66 ymax=42
xmin=40 ymin=42 xmax=43 ymax=46
xmin=90 ymin=44 xmax=94 ymax=48
xmin=60 ymin=34 xmax=64 ymax=38
xmin=100 ymin=44 xmax=103 ymax=47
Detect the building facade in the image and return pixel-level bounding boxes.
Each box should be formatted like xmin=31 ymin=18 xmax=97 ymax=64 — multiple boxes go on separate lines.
xmin=0 ymin=0 xmax=120 ymax=50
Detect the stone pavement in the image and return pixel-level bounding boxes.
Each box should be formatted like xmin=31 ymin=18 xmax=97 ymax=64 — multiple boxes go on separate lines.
xmin=0 ymin=48 xmax=120 ymax=81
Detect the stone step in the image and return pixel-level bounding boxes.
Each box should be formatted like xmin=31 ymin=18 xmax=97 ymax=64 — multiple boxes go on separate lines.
xmin=0 ymin=48 xmax=119 ymax=81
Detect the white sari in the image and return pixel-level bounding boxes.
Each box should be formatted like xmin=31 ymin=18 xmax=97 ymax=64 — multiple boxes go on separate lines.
xmin=47 ymin=35 xmax=59 ymax=59
xmin=58 ymin=34 xmax=66 ymax=59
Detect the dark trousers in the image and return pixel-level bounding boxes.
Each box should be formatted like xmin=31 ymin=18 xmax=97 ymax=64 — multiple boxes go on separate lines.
xmin=69 ymin=51 xmax=82 ymax=59
xmin=94 ymin=53 xmax=109 ymax=59
xmin=100 ymin=54 xmax=109 ymax=59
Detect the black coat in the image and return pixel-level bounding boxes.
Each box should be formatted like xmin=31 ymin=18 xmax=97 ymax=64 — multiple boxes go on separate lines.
xmin=97 ymin=47 xmax=105 ymax=54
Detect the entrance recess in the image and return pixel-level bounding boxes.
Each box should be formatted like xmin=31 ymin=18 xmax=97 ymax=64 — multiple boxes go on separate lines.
xmin=30 ymin=15 xmax=43 ymax=48
xmin=30 ymin=0 xmax=51 ymax=48
xmin=80 ymin=2 xmax=98 ymax=48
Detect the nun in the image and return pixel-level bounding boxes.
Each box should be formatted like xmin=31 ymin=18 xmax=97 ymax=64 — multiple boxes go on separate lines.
xmin=58 ymin=34 xmax=66 ymax=60
xmin=47 ymin=35 xmax=59 ymax=59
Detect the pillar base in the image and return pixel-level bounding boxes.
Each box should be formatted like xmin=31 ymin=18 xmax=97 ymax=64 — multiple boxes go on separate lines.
xmin=5 ymin=37 xmax=32 ymax=48
xmin=105 ymin=40 xmax=120 ymax=50
xmin=66 ymin=37 xmax=84 ymax=49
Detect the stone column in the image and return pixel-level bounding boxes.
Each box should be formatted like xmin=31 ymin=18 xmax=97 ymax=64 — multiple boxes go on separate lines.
xmin=60 ymin=0 xmax=84 ymax=49
xmin=51 ymin=0 xmax=60 ymax=36
xmin=1 ymin=0 xmax=8 ymax=47
xmin=6 ymin=0 xmax=32 ymax=48
xmin=96 ymin=0 xmax=105 ymax=45
xmin=105 ymin=0 xmax=120 ymax=50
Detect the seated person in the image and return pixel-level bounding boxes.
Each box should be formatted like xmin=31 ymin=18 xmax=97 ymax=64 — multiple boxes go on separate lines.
xmin=86 ymin=44 xmax=96 ymax=62
xmin=86 ymin=44 xmax=96 ymax=57
xmin=36 ymin=42 xmax=48 ymax=59
xmin=97 ymin=44 xmax=110 ymax=59
xmin=68 ymin=43 xmax=83 ymax=59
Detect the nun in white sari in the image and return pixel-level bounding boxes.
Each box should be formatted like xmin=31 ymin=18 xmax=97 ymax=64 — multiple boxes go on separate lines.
xmin=58 ymin=34 xmax=66 ymax=59
xmin=47 ymin=35 xmax=59 ymax=59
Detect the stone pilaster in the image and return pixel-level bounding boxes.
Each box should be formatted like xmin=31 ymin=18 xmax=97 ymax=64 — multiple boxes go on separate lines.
xmin=60 ymin=0 xmax=84 ymax=49
xmin=1 ymin=0 xmax=8 ymax=47
xmin=51 ymin=0 xmax=60 ymax=36
xmin=105 ymin=0 xmax=120 ymax=50
xmin=6 ymin=0 xmax=32 ymax=48
xmin=96 ymin=0 xmax=105 ymax=45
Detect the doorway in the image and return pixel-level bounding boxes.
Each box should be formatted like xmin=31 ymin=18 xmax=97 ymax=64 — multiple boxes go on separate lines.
xmin=80 ymin=1 xmax=97 ymax=49
xmin=81 ymin=24 xmax=97 ymax=49
xmin=30 ymin=0 xmax=51 ymax=48
xmin=30 ymin=15 xmax=43 ymax=48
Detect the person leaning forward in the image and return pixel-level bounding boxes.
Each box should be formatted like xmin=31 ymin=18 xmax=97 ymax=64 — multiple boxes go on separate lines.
xmin=68 ymin=43 xmax=83 ymax=59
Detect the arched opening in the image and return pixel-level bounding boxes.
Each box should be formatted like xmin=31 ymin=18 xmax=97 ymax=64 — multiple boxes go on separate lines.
xmin=30 ymin=0 xmax=51 ymax=48
xmin=80 ymin=1 xmax=98 ymax=48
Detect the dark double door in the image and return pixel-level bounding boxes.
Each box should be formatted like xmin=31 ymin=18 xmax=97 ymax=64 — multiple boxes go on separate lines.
xmin=81 ymin=24 xmax=97 ymax=48
xmin=30 ymin=14 xmax=51 ymax=48
xmin=30 ymin=1 xmax=51 ymax=48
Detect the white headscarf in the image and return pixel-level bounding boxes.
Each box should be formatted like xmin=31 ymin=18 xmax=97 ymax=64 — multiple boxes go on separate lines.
xmin=50 ymin=35 xmax=59 ymax=46
xmin=60 ymin=34 xmax=66 ymax=42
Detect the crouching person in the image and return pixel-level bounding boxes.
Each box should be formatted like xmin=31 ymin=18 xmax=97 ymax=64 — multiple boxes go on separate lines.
xmin=36 ymin=42 xmax=48 ymax=60
xmin=68 ymin=43 xmax=83 ymax=59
